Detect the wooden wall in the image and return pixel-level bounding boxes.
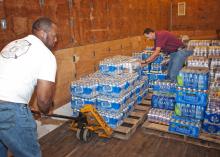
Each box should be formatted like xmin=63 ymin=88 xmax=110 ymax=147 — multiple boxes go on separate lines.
xmin=0 ymin=0 xmax=170 ymax=50
xmin=171 ymin=0 xmax=220 ymax=39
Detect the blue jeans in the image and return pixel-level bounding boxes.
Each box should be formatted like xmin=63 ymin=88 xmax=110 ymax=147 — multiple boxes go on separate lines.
xmin=0 ymin=102 xmax=41 ymax=157
xmin=167 ymin=49 xmax=193 ymax=82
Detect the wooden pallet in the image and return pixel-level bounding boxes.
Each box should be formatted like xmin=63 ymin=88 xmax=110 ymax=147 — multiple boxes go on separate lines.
xmin=141 ymin=92 xmax=152 ymax=106
xmin=142 ymin=121 xmax=220 ymax=150
xmin=113 ymin=105 xmax=150 ymax=140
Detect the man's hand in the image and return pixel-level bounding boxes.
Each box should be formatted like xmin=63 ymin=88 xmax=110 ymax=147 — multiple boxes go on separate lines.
xmin=141 ymin=60 xmax=148 ymax=67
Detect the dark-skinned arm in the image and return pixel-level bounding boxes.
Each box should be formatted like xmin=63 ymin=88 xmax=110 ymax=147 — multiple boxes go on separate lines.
xmin=36 ymin=79 xmax=55 ymax=114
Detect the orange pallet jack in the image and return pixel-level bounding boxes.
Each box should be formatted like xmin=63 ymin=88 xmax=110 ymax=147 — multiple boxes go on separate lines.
xmin=32 ymin=104 xmax=113 ymax=142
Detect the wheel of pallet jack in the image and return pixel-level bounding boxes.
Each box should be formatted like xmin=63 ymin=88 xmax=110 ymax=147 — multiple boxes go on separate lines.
xmin=82 ymin=128 xmax=91 ymax=142
xmin=76 ymin=128 xmax=82 ymax=140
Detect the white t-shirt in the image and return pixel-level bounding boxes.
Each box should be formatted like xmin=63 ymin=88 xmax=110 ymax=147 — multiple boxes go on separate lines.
xmin=0 ymin=35 xmax=57 ymax=104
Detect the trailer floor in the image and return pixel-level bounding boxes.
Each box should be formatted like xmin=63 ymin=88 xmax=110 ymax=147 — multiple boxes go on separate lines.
xmin=40 ymin=121 xmax=220 ymax=157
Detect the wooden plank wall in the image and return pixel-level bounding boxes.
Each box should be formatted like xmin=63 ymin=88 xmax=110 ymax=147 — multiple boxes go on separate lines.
xmin=0 ymin=0 xmax=170 ymax=50
xmin=171 ymin=0 xmax=220 ymax=39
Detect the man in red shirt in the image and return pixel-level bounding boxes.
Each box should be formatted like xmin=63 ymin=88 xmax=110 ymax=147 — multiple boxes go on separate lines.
xmin=142 ymin=28 xmax=192 ymax=82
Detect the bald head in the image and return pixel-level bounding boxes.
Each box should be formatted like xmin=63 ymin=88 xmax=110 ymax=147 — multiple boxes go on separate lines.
xmin=32 ymin=17 xmax=54 ymax=34
xmin=32 ymin=17 xmax=58 ymax=50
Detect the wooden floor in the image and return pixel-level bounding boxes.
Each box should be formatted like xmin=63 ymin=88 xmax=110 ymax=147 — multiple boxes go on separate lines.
xmin=40 ymin=121 xmax=220 ymax=157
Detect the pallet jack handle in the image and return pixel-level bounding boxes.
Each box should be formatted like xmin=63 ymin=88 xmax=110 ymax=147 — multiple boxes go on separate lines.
xmin=31 ymin=110 xmax=77 ymax=121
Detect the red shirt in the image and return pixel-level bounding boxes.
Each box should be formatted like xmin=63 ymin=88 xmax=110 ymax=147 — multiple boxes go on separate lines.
xmin=154 ymin=31 xmax=184 ymax=54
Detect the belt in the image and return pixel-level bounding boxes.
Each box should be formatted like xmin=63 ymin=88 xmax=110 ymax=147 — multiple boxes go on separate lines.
xmin=0 ymin=100 xmax=11 ymax=103
xmin=177 ymin=46 xmax=186 ymax=51
xmin=0 ymin=100 xmax=24 ymax=105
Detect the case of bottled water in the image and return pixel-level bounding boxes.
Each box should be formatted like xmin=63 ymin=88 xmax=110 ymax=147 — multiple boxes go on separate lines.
xmin=99 ymin=55 xmax=141 ymax=75
xmin=97 ymin=72 xmax=139 ymax=98
xmin=204 ymin=96 xmax=220 ymax=124
xmin=136 ymin=91 xmax=148 ymax=105
xmin=70 ymin=78 xmax=98 ymax=98
xmin=192 ymin=47 xmax=209 ymax=57
xmin=208 ymin=46 xmax=220 ymax=57
xmin=152 ymin=80 xmax=176 ymax=94
xmin=99 ymin=110 xmax=124 ymax=128
xmin=187 ymin=57 xmax=209 ymax=68
xmin=169 ymin=114 xmax=201 ymax=138
xmin=148 ymin=108 xmax=173 ymax=125
xmin=133 ymin=51 xmax=166 ymax=73
xmin=151 ymin=94 xmax=176 ymax=110
xmin=71 ymin=96 xmax=96 ymax=110
xmin=175 ymin=103 xmax=206 ymax=120
xmin=188 ymin=40 xmax=211 ymax=47
xmin=202 ymin=120 xmax=220 ymax=135
xmin=143 ymin=72 xmax=167 ymax=81
xmin=177 ymin=67 xmax=209 ymax=90
xmin=201 ymin=80 xmax=220 ymax=135
xmin=211 ymin=40 xmax=220 ymax=46
xmin=210 ymin=59 xmax=220 ymax=81
xmin=96 ymin=95 xmax=127 ymax=113
xmin=150 ymin=63 xmax=167 ymax=73
xmin=176 ymin=88 xmax=208 ymax=106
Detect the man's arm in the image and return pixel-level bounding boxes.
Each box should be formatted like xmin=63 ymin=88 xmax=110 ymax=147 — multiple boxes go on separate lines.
xmin=144 ymin=47 xmax=161 ymax=64
xmin=36 ymin=79 xmax=55 ymax=114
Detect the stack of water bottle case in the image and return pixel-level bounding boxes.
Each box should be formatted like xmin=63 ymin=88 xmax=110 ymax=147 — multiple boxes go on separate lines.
xmin=145 ymin=40 xmax=220 ymax=138
xmin=70 ymin=39 xmax=220 ymax=137
xmin=187 ymin=40 xmax=220 ymax=136
xmin=70 ymin=56 xmax=148 ymax=128
xmin=203 ymin=81 xmax=220 ymax=135
xmin=133 ymin=48 xmax=174 ymax=126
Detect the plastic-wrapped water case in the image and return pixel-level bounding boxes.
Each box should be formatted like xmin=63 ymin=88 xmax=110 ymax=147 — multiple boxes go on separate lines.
xmin=177 ymin=67 xmax=209 ymax=90
xmin=204 ymin=111 xmax=220 ymax=125
xmin=133 ymin=51 xmax=165 ymax=72
xmin=202 ymin=120 xmax=220 ymax=135
xmin=70 ymin=79 xmax=98 ymax=98
xmin=175 ymin=103 xmax=206 ymax=120
xmin=99 ymin=60 xmax=124 ymax=75
xmin=142 ymin=72 xmax=167 ymax=81
xmin=136 ymin=91 xmax=147 ymax=105
xmin=150 ymin=63 xmax=167 ymax=73
xmin=99 ymin=110 xmax=123 ymax=128
xmin=192 ymin=47 xmax=209 ymax=57
xmin=187 ymin=56 xmax=209 ymax=68
xmin=176 ymin=88 xmax=208 ymax=106
xmin=99 ymin=55 xmax=141 ymax=75
xmin=169 ymin=115 xmax=201 ymax=138
xmin=71 ymin=96 xmax=96 ymax=110
xmin=122 ymin=101 xmax=135 ymax=119
xmin=97 ymin=72 xmax=139 ymax=97
xmin=211 ymin=40 xmax=220 ymax=46
xmin=152 ymin=80 xmax=176 ymax=94
xmin=148 ymin=108 xmax=173 ymax=125
xmin=208 ymin=46 xmax=220 ymax=57
xmin=188 ymin=40 xmax=211 ymax=47
xmin=204 ymin=98 xmax=220 ymax=124
xmin=96 ymin=95 xmax=126 ymax=113
xmin=151 ymin=94 xmax=175 ymax=110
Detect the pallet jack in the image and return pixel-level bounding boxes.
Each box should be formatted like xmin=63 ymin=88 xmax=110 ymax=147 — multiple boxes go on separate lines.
xmin=32 ymin=104 xmax=113 ymax=142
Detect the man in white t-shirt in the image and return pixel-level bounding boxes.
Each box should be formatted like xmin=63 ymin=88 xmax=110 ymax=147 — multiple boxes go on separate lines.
xmin=0 ymin=17 xmax=58 ymax=157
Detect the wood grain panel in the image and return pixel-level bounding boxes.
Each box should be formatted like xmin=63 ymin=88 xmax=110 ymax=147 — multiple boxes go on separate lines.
xmin=172 ymin=0 xmax=220 ymax=30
